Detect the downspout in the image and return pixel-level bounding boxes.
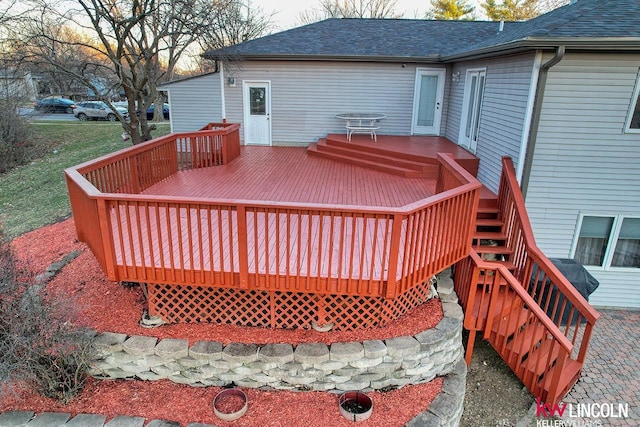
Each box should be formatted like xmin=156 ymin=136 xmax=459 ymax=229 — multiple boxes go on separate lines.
xmin=520 ymin=45 xmax=565 ymax=197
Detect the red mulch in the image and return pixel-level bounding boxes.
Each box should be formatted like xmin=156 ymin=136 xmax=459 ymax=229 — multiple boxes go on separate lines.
xmin=2 ymin=219 xmax=446 ymax=426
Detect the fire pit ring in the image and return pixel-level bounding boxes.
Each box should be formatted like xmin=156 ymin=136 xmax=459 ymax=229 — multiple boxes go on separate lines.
xmin=213 ymin=388 xmax=248 ymax=421
xmin=338 ymin=391 xmax=373 ymax=422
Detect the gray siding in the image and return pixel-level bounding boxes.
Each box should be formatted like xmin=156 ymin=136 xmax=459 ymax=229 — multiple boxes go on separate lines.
xmin=526 ymin=52 xmax=640 ymax=308
xmin=224 ymin=61 xmax=448 ymax=145
xmin=161 ymin=72 xmax=223 ymax=132
xmin=445 ymin=53 xmax=537 ymax=192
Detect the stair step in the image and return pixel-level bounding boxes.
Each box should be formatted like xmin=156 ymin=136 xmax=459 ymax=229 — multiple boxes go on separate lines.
xmin=476 ymin=218 xmax=504 ymax=227
xmin=491 ymin=307 xmax=530 ymax=338
xmin=520 ymin=337 xmax=563 ymax=378
xmin=474 ymin=245 xmax=512 ymax=255
xmin=316 ymin=139 xmax=430 ymax=173
xmin=474 ymin=231 xmax=507 ymax=241
xmin=324 ymin=134 xmax=437 ymax=163
xmin=307 ymin=143 xmax=427 ymax=178
xmin=541 ymin=359 xmax=582 ymax=403
xmin=478 ymin=259 xmax=516 ymax=271
xmin=505 ymin=321 xmax=548 ymax=364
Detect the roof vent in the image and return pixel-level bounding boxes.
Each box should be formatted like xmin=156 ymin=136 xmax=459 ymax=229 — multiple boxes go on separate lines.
xmin=498 ymin=20 xmax=504 ymax=32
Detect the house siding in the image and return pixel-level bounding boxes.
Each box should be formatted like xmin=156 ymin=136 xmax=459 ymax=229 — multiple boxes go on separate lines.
xmin=223 ymin=61 xmax=448 ymax=145
xmin=161 ymin=72 xmax=223 ymax=132
xmin=525 ymin=52 xmax=640 ymax=308
xmin=446 ymin=53 xmax=537 ymax=193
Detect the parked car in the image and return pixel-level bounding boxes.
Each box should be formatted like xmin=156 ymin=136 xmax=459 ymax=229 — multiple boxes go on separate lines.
xmin=75 ymin=101 xmax=129 ymax=122
xmin=33 ymin=97 xmax=76 ymax=114
xmin=144 ymin=103 xmax=170 ymax=120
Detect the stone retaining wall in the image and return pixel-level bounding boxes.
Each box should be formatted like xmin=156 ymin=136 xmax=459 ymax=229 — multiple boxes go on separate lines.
xmin=90 ymin=291 xmax=465 ymax=426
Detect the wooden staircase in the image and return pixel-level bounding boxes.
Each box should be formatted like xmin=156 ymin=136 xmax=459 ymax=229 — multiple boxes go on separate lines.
xmin=307 ymin=136 xmax=438 ymax=178
xmin=454 ymin=158 xmax=600 ymax=406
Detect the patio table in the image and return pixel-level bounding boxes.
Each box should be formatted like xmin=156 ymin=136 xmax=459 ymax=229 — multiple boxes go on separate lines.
xmin=335 ymin=113 xmax=386 ymax=142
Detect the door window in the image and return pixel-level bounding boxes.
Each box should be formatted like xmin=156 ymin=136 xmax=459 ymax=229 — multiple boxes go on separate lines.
xmin=459 ymin=69 xmax=486 ymax=153
xmin=249 ymin=87 xmax=266 ymax=115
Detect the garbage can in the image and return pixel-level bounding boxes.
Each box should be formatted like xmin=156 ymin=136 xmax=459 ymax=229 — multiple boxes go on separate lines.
xmin=531 ymin=258 xmax=599 ymax=325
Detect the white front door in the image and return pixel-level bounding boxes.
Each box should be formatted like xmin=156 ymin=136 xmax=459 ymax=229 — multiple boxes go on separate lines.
xmin=458 ymin=69 xmax=486 ymax=153
xmin=243 ymin=81 xmax=271 ymax=145
xmin=411 ymin=69 xmax=446 ymax=135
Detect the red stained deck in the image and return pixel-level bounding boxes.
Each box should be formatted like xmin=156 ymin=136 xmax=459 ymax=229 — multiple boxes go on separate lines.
xmin=66 ymin=125 xmax=482 ymax=327
xmin=142 ymin=145 xmax=437 ymax=206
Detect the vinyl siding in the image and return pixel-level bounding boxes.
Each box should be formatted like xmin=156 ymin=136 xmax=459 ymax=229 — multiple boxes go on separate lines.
xmin=526 ymin=52 xmax=640 ymax=308
xmin=445 ymin=53 xmax=537 ymax=193
xmin=161 ymin=72 xmax=223 ymax=132
xmin=223 ymin=61 xmax=448 ymax=145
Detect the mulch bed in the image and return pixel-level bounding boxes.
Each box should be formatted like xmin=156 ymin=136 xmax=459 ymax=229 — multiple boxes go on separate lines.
xmin=2 ymin=219 xmax=446 ymax=426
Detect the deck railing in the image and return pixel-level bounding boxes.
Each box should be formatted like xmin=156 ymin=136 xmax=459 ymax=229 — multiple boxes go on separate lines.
xmin=65 ymin=126 xmax=480 ymax=300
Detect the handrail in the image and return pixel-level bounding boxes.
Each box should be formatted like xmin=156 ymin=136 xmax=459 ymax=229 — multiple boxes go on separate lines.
xmin=490 ymin=266 xmax=574 ymax=354
xmin=65 ymin=123 xmax=481 ymax=300
xmin=499 ymin=157 xmax=600 ymax=324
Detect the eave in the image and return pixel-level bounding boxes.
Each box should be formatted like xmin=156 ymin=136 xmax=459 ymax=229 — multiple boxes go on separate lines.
xmin=442 ymin=37 xmax=640 ymax=62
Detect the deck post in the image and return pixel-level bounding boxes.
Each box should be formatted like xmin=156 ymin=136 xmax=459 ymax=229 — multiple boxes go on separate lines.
xmin=129 ymin=155 xmax=140 ymax=193
xmin=236 ymin=205 xmax=249 ymax=289
xmin=96 ymin=198 xmax=118 ymax=281
xmin=384 ymin=213 xmax=404 ymax=298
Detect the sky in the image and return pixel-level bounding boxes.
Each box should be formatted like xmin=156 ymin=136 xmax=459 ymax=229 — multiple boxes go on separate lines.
xmin=255 ymin=0 xmax=462 ymax=31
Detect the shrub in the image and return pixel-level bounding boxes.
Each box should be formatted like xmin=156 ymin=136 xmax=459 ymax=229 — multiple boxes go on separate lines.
xmin=0 ymin=231 xmax=94 ymax=403
xmin=0 ymin=94 xmax=34 ymax=174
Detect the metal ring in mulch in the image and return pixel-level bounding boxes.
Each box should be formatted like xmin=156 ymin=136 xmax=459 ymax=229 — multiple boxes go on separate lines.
xmin=338 ymin=391 xmax=373 ymax=422
xmin=213 ymin=388 xmax=248 ymax=421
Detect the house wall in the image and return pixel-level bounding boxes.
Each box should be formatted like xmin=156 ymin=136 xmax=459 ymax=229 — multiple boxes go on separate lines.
xmin=161 ymin=72 xmax=223 ymax=132
xmin=525 ymin=52 xmax=640 ymax=309
xmin=223 ymin=61 xmax=448 ymax=145
xmin=445 ymin=53 xmax=538 ymax=193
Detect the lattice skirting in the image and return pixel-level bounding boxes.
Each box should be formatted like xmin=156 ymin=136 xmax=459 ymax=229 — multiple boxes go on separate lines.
xmin=147 ymin=279 xmax=433 ymax=331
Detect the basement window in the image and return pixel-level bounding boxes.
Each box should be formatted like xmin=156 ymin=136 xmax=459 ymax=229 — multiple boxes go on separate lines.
xmin=573 ymin=215 xmax=640 ymax=269
xmin=624 ymin=70 xmax=640 ymax=132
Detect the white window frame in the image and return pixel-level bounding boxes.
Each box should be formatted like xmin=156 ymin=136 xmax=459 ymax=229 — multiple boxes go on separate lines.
xmin=571 ymin=213 xmax=640 ymax=271
xmin=624 ymin=68 xmax=640 ymax=133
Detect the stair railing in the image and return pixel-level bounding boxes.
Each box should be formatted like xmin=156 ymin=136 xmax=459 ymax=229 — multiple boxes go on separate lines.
xmin=482 ymin=261 xmax=573 ymax=405
xmin=497 ymin=157 xmax=600 ymax=366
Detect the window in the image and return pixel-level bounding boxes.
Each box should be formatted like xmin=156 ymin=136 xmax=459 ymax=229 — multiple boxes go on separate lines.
xmin=625 ymin=69 xmax=640 ymax=132
xmin=573 ymin=215 xmax=640 ymax=269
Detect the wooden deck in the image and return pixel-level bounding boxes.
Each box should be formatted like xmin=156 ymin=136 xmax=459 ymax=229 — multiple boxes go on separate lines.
xmin=65 ymin=124 xmax=482 ymax=328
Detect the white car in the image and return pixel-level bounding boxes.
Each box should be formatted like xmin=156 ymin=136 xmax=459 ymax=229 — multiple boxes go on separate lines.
xmin=74 ymin=101 xmax=129 ymax=121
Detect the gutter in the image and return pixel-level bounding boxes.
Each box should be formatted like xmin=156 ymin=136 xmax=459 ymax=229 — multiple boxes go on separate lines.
xmin=520 ymin=45 xmax=565 ymax=197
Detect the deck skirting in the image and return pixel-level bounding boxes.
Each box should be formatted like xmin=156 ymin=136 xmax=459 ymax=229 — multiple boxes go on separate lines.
xmin=147 ymin=276 xmax=435 ymax=330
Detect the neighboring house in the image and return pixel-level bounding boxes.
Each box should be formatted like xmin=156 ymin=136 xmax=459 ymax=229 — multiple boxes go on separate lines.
xmin=160 ymin=0 xmax=640 ymax=309
xmin=0 ymin=70 xmax=38 ymax=101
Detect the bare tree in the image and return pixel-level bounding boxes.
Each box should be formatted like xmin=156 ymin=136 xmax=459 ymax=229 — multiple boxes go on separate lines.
xmin=297 ymin=0 xmax=402 ymax=25
xmin=11 ymin=0 xmax=240 ymax=144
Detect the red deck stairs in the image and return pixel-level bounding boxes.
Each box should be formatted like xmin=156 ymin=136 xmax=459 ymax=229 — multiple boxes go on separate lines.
xmin=454 ymin=159 xmax=599 ymax=406
xmin=308 ymin=136 xmax=438 ymax=178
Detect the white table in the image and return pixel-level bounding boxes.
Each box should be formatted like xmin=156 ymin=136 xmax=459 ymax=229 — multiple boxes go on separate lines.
xmin=335 ymin=113 xmax=386 ymax=142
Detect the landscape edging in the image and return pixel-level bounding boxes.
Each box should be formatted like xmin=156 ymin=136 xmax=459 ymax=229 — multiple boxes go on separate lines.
xmin=89 ymin=292 xmax=466 ymax=426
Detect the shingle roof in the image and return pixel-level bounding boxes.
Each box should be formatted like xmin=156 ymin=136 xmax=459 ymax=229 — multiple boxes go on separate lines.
xmin=204 ymin=0 xmax=640 ymax=62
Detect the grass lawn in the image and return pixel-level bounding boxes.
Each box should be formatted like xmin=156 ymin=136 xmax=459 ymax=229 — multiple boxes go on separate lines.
xmin=0 ymin=121 xmax=171 ymax=238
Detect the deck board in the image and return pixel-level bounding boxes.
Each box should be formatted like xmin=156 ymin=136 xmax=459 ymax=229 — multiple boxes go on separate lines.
xmin=143 ymin=146 xmax=436 ymax=207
